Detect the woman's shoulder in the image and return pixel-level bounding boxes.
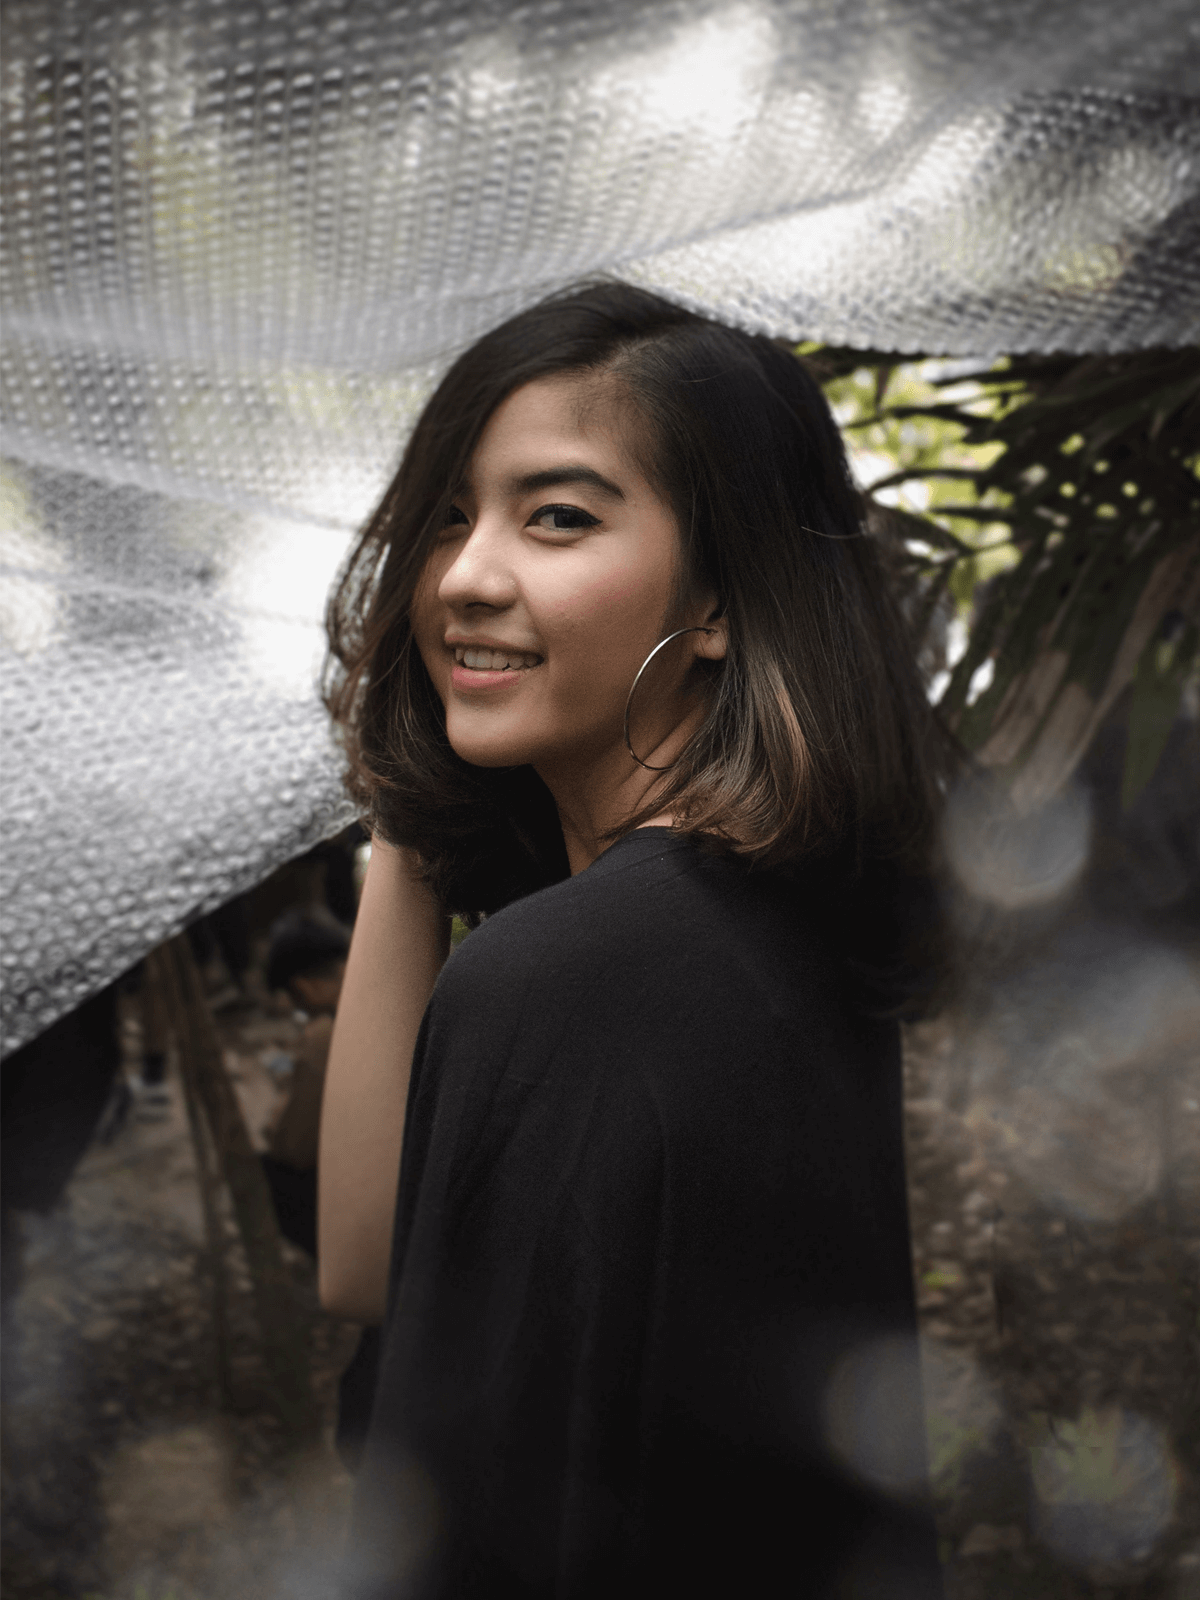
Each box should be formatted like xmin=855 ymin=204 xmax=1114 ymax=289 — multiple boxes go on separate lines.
xmin=477 ymin=829 xmax=727 ymax=946
xmin=425 ymin=832 xmax=896 ymax=1127
xmin=446 ymin=829 xmax=688 ymax=974
xmin=444 ymin=827 xmax=832 ymax=1007
xmin=421 ymin=833 xmax=712 ymax=1070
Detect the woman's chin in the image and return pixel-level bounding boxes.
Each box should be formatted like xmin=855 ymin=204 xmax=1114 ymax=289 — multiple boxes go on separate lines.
xmin=443 ymin=713 xmax=608 ymax=776
xmin=446 ymin=732 xmax=540 ymax=770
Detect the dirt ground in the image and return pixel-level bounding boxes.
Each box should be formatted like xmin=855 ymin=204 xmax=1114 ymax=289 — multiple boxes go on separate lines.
xmin=3 ymin=928 xmax=1199 ymax=1598
xmin=2 ymin=981 xmax=362 ymax=1600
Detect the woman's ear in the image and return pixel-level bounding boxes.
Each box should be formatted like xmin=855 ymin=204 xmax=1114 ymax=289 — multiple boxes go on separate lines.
xmin=693 ymin=599 xmax=728 ymax=662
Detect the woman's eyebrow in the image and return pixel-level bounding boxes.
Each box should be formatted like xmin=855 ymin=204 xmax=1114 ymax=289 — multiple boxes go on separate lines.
xmin=510 ymin=465 xmax=626 ymax=501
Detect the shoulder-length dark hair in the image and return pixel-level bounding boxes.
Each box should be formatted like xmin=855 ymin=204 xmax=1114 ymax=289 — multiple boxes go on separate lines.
xmin=325 ymin=282 xmax=945 ymax=952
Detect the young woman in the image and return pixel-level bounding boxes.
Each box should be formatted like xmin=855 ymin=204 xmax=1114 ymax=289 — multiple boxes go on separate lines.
xmin=320 ymin=284 xmax=946 ymax=1597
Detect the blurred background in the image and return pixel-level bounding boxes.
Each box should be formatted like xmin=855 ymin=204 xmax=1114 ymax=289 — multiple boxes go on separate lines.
xmin=1 ymin=1 xmax=1197 ymax=1595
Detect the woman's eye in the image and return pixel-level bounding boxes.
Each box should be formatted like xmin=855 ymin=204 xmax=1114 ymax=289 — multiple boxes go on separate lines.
xmin=529 ymin=504 xmax=599 ymax=533
xmin=438 ymin=505 xmax=469 ymax=536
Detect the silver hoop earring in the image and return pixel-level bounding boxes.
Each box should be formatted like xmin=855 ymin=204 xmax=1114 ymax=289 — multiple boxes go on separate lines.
xmin=623 ymin=626 xmax=717 ymax=772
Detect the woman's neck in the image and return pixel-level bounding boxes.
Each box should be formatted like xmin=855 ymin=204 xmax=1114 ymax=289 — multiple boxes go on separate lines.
xmin=537 ymin=697 xmax=712 ymax=873
xmin=536 ymin=748 xmax=670 ymax=874
xmin=559 ymin=812 xmax=676 ymax=875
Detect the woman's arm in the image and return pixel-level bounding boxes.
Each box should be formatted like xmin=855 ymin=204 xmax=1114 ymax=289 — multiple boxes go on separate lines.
xmin=318 ymin=837 xmax=450 ymax=1322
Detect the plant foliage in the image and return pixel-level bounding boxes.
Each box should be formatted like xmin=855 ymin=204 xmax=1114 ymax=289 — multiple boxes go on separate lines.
xmin=805 ymin=346 xmax=1200 ymax=804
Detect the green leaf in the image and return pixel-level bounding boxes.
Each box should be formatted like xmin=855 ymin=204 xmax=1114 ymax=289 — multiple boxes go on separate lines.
xmin=1122 ymin=623 xmax=1199 ymax=810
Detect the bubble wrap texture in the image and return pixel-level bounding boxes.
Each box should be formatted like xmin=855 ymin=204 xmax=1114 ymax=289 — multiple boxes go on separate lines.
xmin=2 ymin=0 xmax=1198 ymax=1051
xmin=0 ymin=462 xmax=357 ymax=1052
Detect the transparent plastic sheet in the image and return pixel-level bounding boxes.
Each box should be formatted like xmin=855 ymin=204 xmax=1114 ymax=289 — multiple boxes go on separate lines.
xmin=2 ymin=0 xmax=1199 ymax=1053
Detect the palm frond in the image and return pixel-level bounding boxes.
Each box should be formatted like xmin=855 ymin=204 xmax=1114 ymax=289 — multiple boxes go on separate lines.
xmin=807 ymin=345 xmax=1200 ymax=809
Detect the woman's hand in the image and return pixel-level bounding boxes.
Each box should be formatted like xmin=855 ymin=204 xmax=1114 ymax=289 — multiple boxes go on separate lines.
xmin=318 ymin=837 xmax=450 ymax=1322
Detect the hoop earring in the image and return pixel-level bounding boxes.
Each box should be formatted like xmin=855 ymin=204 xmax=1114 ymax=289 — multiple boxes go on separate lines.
xmin=623 ymin=626 xmax=717 ymax=772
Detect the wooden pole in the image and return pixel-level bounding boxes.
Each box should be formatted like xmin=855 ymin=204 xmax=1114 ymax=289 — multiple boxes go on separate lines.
xmin=146 ymin=946 xmax=233 ymax=1408
xmin=162 ymin=934 xmax=320 ymax=1445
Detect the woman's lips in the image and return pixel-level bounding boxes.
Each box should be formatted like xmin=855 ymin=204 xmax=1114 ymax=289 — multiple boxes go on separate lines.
xmin=449 ymin=659 xmax=543 ymax=693
xmin=455 ymin=645 xmax=542 ymax=670
xmin=448 ymin=642 xmax=543 ymax=691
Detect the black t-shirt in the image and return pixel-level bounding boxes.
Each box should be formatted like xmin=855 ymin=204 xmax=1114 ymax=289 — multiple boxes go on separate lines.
xmin=349 ymin=829 xmax=942 ymax=1598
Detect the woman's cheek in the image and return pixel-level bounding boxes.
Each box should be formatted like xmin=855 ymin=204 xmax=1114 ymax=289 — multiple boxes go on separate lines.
xmin=539 ymin=555 xmax=669 ymax=653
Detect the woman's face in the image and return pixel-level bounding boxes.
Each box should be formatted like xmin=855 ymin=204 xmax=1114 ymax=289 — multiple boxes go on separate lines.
xmin=411 ymin=373 xmax=720 ymax=780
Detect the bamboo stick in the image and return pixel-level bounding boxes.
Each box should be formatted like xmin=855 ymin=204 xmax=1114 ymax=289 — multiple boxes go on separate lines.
xmin=162 ymin=934 xmax=319 ymax=1444
xmin=147 ymin=946 xmax=234 ymax=1408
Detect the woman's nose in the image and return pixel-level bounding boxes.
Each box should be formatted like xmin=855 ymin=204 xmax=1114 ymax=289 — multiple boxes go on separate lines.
xmin=437 ymin=522 xmax=518 ymax=612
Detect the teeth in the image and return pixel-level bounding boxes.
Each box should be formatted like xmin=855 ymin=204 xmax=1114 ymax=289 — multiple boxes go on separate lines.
xmin=455 ymin=646 xmax=542 ymax=671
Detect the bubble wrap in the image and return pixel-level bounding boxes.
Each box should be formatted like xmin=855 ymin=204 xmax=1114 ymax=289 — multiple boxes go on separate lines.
xmin=2 ymin=0 xmax=1198 ymax=1051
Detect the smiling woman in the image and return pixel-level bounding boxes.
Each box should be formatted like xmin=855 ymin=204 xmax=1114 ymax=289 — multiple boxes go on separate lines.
xmin=319 ymin=283 xmax=947 ymax=1598
xmin=408 ymin=373 xmax=728 ymax=866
